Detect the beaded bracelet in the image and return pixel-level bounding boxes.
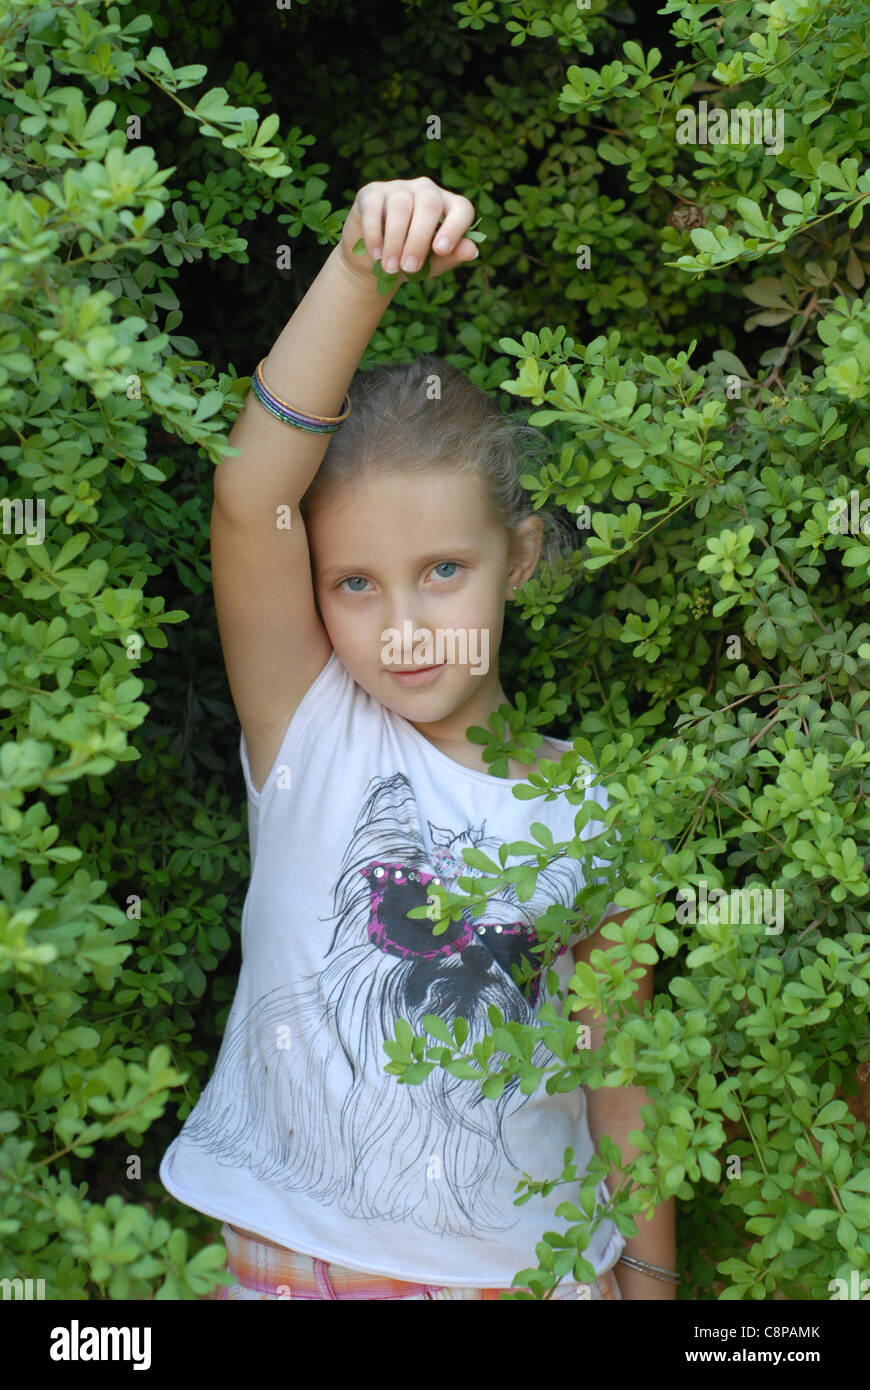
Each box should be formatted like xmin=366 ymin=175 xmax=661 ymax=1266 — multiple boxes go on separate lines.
xmin=251 ymin=357 xmax=352 ymax=434
xmin=617 ymin=1253 xmax=680 ymax=1284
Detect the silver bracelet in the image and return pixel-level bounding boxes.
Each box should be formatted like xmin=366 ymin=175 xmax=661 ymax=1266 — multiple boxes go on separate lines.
xmin=617 ymin=1253 xmax=680 ymax=1285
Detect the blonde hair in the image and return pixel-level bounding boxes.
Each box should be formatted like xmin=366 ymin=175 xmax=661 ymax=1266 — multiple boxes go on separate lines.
xmin=299 ymin=353 xmax=578 ymax=572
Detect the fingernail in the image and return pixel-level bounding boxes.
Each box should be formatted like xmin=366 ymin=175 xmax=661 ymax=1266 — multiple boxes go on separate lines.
xmin=385 ymin=256 xmax=399 ymax=272
xmin=372 ymin=246 xmax=382 ymax=260
xmin=402 ymin=255 xmax=418 ymax=272
xmin=434 ymin=236 xmax=450 ymax=251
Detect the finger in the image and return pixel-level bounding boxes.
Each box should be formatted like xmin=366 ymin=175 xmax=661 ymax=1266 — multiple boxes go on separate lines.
xmin=398 ymin=183 xmax=448 ymax=274
xmin=380 ymin=186 xmax=416 ymax=273
xmin=357 ymin=183 xmax=387 ymax=262
xmin=429 ymin=194 xmax=476 ymax=258
xmin=426 ymin=236 xmax=479 ymax=279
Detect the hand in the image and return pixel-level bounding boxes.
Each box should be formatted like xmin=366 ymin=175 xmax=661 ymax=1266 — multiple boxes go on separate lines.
xmin=339 ymin=176 xmax=480 ymax=291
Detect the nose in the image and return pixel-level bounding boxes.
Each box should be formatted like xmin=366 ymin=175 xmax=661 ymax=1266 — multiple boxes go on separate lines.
xmin=378 ymin=613 xmax=439 ymax=669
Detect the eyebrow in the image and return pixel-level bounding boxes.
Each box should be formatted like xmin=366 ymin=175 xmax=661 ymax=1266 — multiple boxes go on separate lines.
xmin=318 ymin=546 xmax=482 ymax=579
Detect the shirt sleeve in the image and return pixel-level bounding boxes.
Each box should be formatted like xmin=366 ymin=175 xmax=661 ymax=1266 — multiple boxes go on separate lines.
xmin=238 ymin=650 xmax=342 ymax=809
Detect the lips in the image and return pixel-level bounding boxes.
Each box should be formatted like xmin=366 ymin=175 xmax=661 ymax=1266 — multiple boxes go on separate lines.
xmin=388 ymin=663 xmax=446 ymax=687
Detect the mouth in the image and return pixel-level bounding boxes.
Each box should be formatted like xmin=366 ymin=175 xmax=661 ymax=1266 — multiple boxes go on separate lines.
xmin=388 ymin=663 xmax=446 ymax=686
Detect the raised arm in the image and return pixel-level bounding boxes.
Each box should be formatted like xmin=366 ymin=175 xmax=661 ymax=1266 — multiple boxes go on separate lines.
xmin=210 ymin=178 xmax=478 ymax=790
xmin=210 ymin=239 xmax=398 ymax=790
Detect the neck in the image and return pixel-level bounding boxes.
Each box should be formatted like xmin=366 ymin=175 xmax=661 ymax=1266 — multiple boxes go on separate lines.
xmin=405 ymin=668 xmax=508 ymax=751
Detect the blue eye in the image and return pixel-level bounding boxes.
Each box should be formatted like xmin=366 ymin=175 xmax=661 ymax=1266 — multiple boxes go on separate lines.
xmin=338 ymin=563 xmax=460 ymax=592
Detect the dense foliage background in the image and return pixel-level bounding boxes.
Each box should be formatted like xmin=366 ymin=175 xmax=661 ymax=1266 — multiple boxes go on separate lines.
xmin=1 ymin=0 xmax=868 ymax=1299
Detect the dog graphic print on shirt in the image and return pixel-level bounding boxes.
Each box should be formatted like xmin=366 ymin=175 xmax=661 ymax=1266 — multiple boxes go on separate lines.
xmin=180 ymin=772 xmax=586 ymax=1237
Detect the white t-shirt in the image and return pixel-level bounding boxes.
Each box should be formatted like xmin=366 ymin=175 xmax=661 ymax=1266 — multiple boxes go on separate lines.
xmin=159 ymin=650 xmax=626 ymax=1287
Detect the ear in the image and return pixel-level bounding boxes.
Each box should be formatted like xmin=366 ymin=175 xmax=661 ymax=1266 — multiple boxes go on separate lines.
xmin=505 ymin=514 xmax=545 ymax=599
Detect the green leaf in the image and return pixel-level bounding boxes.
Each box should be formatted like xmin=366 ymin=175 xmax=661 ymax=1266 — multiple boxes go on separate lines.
xmin=461 ymin=848 xmax=501 ymax=873
xmin=422 ymin=1014 xmax=455 ymax=1047
xmin=51 ymin=533 xmax=90 ymax=572
xmin=402 ymin=1061 xmax=436 ymax=1083
xmin=393 ymin=1018 xmax=414 ymax=1052
xmin=443 ymin=1059 xmax=483 ymax=1081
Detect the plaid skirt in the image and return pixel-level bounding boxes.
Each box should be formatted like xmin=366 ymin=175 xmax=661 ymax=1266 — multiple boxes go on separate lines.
xmin=216 ymin=1223 xmax=622 ymax=1301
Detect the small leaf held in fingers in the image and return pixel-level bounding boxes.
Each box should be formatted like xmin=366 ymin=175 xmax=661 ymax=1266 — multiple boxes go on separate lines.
xmin=373 ymin=251 xmax=434 ymax=294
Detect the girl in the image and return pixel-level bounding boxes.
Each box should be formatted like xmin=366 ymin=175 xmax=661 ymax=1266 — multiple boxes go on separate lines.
xmin=159 ymin=176 xmax=677 ymax=1301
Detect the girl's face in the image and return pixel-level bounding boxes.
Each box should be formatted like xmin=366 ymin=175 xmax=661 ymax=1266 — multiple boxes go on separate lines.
xmin=306 ymin=467 xmax=535 ymax=735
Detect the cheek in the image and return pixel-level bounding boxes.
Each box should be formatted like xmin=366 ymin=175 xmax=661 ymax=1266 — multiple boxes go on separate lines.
xmin=451 ymin=582 xmax=502 ymax=630
xmin=321 ymin=603 xmax=376 ymax=663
